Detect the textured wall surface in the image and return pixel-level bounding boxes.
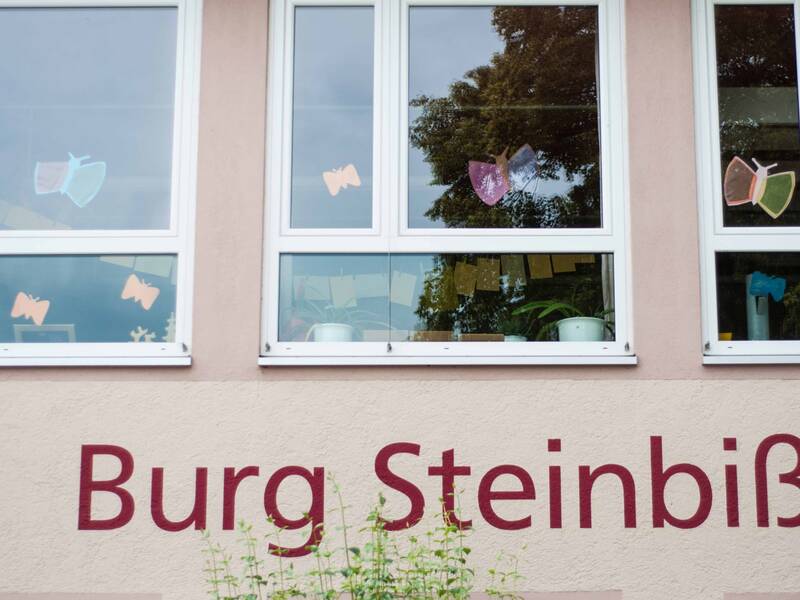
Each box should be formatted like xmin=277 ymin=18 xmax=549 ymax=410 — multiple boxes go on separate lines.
xmin=1 ymin=381 xmax=799 ymax=599
xmin=1 ymin=0 xmax=800 ymax=599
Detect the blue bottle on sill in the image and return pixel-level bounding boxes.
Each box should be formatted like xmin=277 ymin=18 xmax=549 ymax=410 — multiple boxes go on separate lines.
xmin=746 ymin=273 xmax=770 ymax=340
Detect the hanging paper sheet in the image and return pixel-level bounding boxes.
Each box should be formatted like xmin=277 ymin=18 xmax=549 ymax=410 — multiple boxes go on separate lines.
xmin=354 ymin=273 xmax=388 ymax=299
xmin=551 ymin=255 xmax=578 ymax=274
xmin=390 ymin=271 xmax=417 ymax=307
xmin=454 ymin=262 xmax=478 ymax=296
xmin=476 ymin=258 xmax=500 ymax=292
xmin=527 ymin=255 xmax=553 ymax=280
xmin=437 ymin=265 xmax=459 ymax=311
xmin=501 ymin=255 xmax=526 ymax=287
xmin=294 ymin=276 xmax=331 ymax=301
xmin=134 ymin=256 xmax=174 ymax=279
xmin=330 ymin=275 xmax=357 ymax=308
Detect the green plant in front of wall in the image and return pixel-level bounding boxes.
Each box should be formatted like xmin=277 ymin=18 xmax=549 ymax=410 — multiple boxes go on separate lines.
xmin=201 ymin=477 xmax=525 ymax=600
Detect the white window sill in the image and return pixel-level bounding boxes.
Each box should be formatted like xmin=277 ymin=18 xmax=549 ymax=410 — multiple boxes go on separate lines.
xmin=0 ymin=355 xmax=191 ymax=367
xmin=704 ymin=354 xmax=800 ymax=365
xmin=0 ymin=343 xmax=192 ymax=367
xmin=259 ymin=355 xmax=638 ymax=367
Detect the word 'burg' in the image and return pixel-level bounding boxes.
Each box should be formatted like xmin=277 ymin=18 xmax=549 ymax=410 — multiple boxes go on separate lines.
xmin=78 ymin=436 xmax=800 ymax=557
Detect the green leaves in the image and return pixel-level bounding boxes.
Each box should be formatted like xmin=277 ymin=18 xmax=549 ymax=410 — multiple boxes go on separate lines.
xmin=200 ymin=486 xmax=524 ymax=599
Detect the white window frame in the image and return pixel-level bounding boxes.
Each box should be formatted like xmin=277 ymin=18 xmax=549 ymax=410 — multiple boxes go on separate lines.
xmin=0 ymin=0 xmax=202 ymax=367
xmin=260 ymin=0 xmax=635 ymax=366
xmin=694 ymin=0 xmax=800 ymax=364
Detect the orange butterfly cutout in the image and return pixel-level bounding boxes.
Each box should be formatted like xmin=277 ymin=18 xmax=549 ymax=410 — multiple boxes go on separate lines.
xmin=11 ymin=292 xmax=50 ymax=326
xmin=322 ymin=164 xmax=361 ymax=197
xmin=121 ymin=274 xmax=160 ymax=311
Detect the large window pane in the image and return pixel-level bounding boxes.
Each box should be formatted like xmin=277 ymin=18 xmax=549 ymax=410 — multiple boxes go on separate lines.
xmin=290 ymin=7 xmax=374 ymax=229
xmin=716 ymin=5 xmax=800 ymax=227
xmin=716 ymin=252 xmax=800 ymax=340
xmin=0 ymin=8 xmax=177 ymax=230
xmin=408 ymin=6 xmax=601 ymax=229
xmin=279 ymin=253 xmax=614 ymax=342
xmin=0 ymin=255 xmax=177 ymax=343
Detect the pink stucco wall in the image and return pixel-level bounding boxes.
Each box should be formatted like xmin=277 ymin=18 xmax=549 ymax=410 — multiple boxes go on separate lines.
xmin=1 ymin=2 xmax=799 ymax=600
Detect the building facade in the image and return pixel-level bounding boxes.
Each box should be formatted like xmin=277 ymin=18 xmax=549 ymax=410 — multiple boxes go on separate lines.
xmin=1 ymin=1 xmax=799 ymax=599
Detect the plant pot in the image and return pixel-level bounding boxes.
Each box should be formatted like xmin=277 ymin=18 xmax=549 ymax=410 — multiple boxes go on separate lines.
xmin=503 ymin=335 xmax=528 ymax=342
xmin=556 ymin=317 xmax=606 ymax=342
xmin=308 ymin=323 xmax=355 ymax=342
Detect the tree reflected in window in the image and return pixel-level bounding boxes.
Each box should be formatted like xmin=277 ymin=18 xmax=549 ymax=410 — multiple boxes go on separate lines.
xmin=408 ymin=6 xmax=601 ymax=229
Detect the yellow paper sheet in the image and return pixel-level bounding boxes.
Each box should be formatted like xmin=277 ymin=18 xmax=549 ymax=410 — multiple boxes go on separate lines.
xmin=551 ymin=254 xmax=578 ymax=273
xmin=454 ymin=262 xmax=477 ymax=296
xmin=501 ymin=254 xmax=526 ymax=287
xmin=476 ymin=258 xmax=500 ymax=292
xmin=527 ymin=255 xmax=553 ymax=280
xmin=438 ymin=265 xmax=459 ymax=311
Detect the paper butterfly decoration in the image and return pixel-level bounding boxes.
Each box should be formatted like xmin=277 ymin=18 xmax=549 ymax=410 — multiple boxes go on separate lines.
xmin=748 ymin=271 xmax=786 ymax=302
xmin=121 ymin=274 xmax=160 ymax=311
xmin=10 ymin=292 xmax=50 ymax=326
xmin=34 ymin=153 xmax=107 ymax=208
xmin=469 ymin=144 xmax=539 ymax=207
xmin=724 ymin=157 xmax=796 ymax=219
xmin=322 ymin=164 xmax=361 ymax=197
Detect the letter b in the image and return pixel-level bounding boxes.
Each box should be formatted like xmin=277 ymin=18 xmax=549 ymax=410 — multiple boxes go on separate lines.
xmin=78 ymin=444 xmax=135 ymax=530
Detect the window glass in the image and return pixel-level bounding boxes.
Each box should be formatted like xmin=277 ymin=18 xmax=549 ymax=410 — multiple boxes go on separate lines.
xmin=716 ymin=252 xmax=800 ymax=341
xmin=279 ymin=254 xmax=390 ymax=342
xmin=716 ymin=5 xmax=800 ymax=227
xmin=279 ymin=253 xmax=613 ymax=342
xmin=0 ymin=8 xmax=177 ymax=230
xmin=0 ymin=255 xmax=177 ymax=343
xmin=290 ymin=7 xmax=374 ymax=229
xmin=408 ymin=6 xmax=601 ymax=229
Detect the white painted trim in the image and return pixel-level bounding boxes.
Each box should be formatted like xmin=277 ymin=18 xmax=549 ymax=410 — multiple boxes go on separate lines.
xmin=0 ymin=0 xmax=202 ymax=364
xmin=704 ymin=354 xmax=800 ymax=365
xmin=260 ymin=355 xmax=638 ymax=367
xmin=261 ymin=0 xmax=633 ymax=364
xmin=0 ymin=356 xmax=191 ymax=367
xmin=693 ymin=0 xmax=800 ymax=360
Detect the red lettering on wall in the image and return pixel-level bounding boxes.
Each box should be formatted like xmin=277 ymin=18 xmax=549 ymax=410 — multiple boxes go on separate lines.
xmin=477 ymin=465 xmax=535 ymax=530
xmin=755 ymin=433 xmax=800 ymax=527
xmin=223 ymin=466 xmax=260 ymax=530
xmin=428 ymin=449 xmax=472 ymax=529
xmin=579 ymin=464 xmax=637 ymax=528
xmin=723 ymin=438 xmax=740 ymax=528
xmin=651 ymin=436 xmax=712 ymax=529
xmin=77 ymin=444 xmax=135 ymax=530
xmin=374 ymin=442 xmax=425 ymax=531
xmin=263 ymin=466 xmax=325 ymax=558
xmin=548 ymin=439 xmax=562 ymax=529
xmin=151 ymin=467 xmax=208 ymax=531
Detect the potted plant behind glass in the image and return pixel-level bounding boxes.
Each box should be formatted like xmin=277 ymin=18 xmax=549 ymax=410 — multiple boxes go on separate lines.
xmin=513 ymin=299 xmax=614 ymax=342
xmin=283 ymin=301 xmax=388 ymax=342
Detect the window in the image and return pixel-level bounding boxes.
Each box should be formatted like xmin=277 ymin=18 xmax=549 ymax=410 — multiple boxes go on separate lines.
xmin=0 ymin=1 xmax=201 ymax=366
xmin=261 ymin=0 xmax=632 ymax=365
xmin=695 ymin=0 xmax=800 ymax=363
